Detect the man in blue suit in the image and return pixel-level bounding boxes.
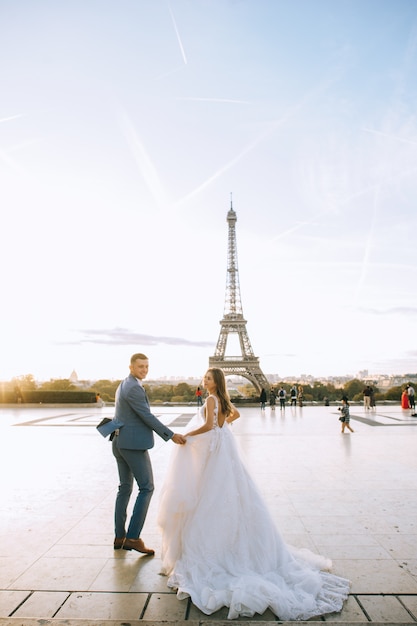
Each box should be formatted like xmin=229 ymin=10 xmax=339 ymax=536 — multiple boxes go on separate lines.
xmin=112 ymin=352 xmax=186 ymax=554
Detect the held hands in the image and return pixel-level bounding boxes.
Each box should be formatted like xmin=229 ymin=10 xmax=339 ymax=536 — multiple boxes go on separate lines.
xmin=172 ymin=433 xmax=187 ymax=445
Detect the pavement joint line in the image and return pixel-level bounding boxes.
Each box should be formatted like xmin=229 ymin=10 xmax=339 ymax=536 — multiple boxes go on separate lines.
xmin=3 ymin=592 xmax=417 ymax=622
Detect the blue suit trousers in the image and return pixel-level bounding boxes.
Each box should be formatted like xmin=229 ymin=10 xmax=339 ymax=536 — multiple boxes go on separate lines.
xmin=112 ymin=437 xmax=154 ymax=539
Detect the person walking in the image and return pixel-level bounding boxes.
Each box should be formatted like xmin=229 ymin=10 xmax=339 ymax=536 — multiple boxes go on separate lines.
xmin=278 ymin=386 xmax=286 ymax=410
xmin=370 ymin=386 xmax=376 ymax=409
xmin=363 ymin=385 xmax=372 ymax=410
xmin=338 ymin=396 xmax=354 ymax=434
xmin=290 ymin=385 xmax=297 ymax=407
xmin=259 ymin=388 xmax=267 ymax=410
xmin=407 ymin=384 xmax=415 ymax=411
xmin=196 ymin=386 xmax=203 ymax=406
xmin=298 ymin=385 xmax=304 ymax=407
xmin=95 ymin=392 xmax=104 ymax=407
xmin=401 ymin=387 xmax=410 ymax=409
xmin=269 ymin=388 xmax=276 ymax=410
xmin=111 ymin=353 xmax=186 ymax=553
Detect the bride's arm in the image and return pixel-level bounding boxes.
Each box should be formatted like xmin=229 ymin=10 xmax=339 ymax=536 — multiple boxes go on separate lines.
xmin=185 ymin=396 xmax=215 ymax=437
xmin=226 ymin=406 xmax=240 ymax=423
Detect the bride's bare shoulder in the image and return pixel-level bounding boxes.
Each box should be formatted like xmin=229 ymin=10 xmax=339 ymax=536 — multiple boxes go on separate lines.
xmin=205 ymin=395 xmax=219 ymax=413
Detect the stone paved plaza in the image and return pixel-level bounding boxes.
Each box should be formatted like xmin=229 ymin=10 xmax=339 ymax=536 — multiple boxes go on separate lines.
xmin=0 ymin=401 xmax=417 ymax=625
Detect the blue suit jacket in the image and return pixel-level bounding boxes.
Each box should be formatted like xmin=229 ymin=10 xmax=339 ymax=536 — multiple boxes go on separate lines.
xmin=114 ymin=374 xmax=174 ymax=450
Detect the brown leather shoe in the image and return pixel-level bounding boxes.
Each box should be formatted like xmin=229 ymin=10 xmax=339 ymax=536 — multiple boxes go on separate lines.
xmin=123 ymin=538 xmax=155 ymax=555
xmin=114 ymin=537 xmax=125 ymax=550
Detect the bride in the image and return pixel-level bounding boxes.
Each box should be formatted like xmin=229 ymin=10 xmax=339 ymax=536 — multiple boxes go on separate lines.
xmin=157 ymin=368 xmax=350 ymax=620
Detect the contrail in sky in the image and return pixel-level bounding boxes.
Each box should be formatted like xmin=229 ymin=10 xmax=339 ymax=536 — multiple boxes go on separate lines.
xmin=363 ymin=127 xmax=417 ymax=146
xmin=173 ymin=75 xmax=338 ymax=208
xmin=353 ymin=185 xmax=379 ymax=303
xmin=271 ymin=159 xmax=417 ymax=244
xmin=0 ymin=114 xmax=22 ymax=124
xmin=176 ymin=97 xmax=251 ymax=104
xmin=0 ymin=113 xmax=38 ymax=181
xmin=118 ymin=110 xmax=166 ymax=209
xmin=271 ymin=213 xmax=324 ymax=242
xmin=172 ymin=121 xmax=282 ymax=207
xmin=0 ymin=146 xmax=37 ymax=182
xmin=168 ymin=3 xmax=187 ymax=65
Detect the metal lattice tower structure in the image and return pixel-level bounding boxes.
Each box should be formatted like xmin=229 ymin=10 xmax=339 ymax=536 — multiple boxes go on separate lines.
xmin=209 ymin=200 xmax=269 ymax=393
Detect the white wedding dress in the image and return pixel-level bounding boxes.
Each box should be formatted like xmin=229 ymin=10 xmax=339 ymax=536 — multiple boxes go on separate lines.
xmin=157 ymin=397 xmax=350 ymax=620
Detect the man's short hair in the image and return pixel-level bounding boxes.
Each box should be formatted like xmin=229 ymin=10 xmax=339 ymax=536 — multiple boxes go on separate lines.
xmin=130 ymin=352 xmax=148 ymax=364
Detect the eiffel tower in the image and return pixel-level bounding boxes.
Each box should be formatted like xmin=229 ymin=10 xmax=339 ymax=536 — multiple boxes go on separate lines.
xmin=209 ymin=200 xmax=269 ymax=393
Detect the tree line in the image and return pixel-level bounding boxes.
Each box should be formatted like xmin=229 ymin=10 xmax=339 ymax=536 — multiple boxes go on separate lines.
xmin=0 ymin=375 xmax=410 ymax=404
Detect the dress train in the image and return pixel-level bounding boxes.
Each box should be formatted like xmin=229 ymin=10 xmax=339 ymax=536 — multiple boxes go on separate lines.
xmin=158 ymin=402 xmax=350 ymax=620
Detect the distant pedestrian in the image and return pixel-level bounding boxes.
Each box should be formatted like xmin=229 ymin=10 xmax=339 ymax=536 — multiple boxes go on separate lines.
xmin=363 ymin=385 xmax=372 ymax=410
xmin=324 ymin=396 xmax=329 ymax=406
xmin=196 ymin=386 xmax=203 ymax=407
xmin=290 ymin=386 xmax=297 ymax=407
xmin=401 ymin=388 xmax=410 ymax=409
xmin=259 ymin=388 xmax=267 ymax=410
xmin=278 ymin=386 xmax=286 ymax=410
xmin=269 ymin=388 xmax=276 ymax=410
xmin=95 ymin=393 xmax=104 ymax=407
xmin=338 ymin=396 xmax=354 ymax=434
xmin=407 ymin=385 xmax=415 ymax=410
xmin=298 ymin=386 xmax=303 ymax=407
xmin=370 ymin=387 xmax=376 ymax=409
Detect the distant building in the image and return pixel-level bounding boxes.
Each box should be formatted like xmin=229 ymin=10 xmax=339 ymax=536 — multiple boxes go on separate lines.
xmin=69 ymin=370 xmax=78 ymax=384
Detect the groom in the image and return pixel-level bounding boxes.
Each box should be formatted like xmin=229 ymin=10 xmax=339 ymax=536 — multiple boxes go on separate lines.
xmin=112 ymin=352 xmax=186 ymax=553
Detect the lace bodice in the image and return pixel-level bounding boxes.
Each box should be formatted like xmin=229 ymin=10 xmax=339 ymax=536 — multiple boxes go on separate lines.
xmin=200 ymin=394 xmax=220 ymax=428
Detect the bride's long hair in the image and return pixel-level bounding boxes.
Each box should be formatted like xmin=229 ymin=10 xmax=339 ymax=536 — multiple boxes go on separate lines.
xmin=208 ymin=368 xmax=234 ymax=417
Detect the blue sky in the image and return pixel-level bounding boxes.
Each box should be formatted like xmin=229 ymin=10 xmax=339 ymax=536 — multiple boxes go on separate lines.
xmin=1 ymin=0 xmax=417 ymax=382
